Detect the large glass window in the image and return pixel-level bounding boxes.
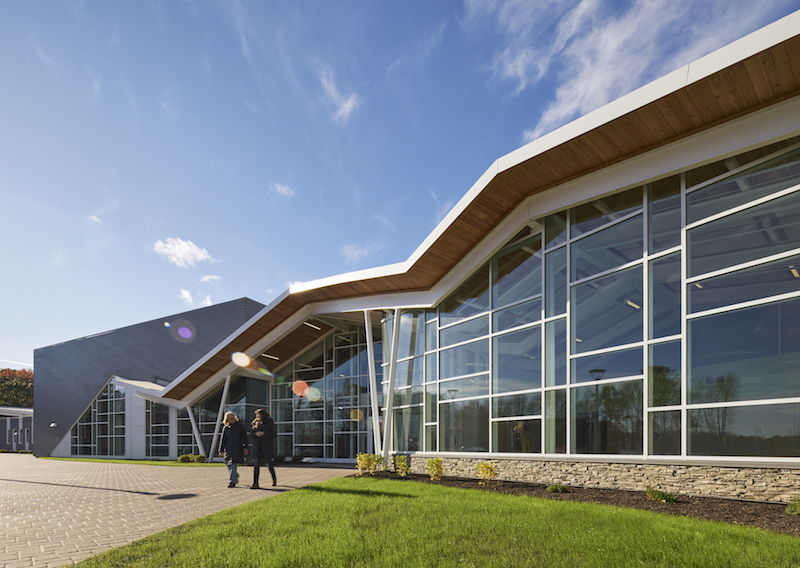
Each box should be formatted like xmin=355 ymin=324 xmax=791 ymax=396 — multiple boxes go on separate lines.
xmin=493 ymin=419 xmax=541 ymax=453
xmin=571 ymin=187 xmax=642 ymax=237
xmin=649 ymin=175 xmax=681 ymax=253
xmin=545 ymin=247 xmax=567 ymax=317
xmin=440 ymin=339 xmax=489 ymax=379
xmin=650 ymin=253 xmax=681 ymax=338
xmin=440 ymin=399 xmax=489 ymax=452
xmin=492 ymin=235 xmax=542 ymax=308
xmin=572 ymin=347 xmax=642 ymax=384
xmin=441 ymin=264 xmax=490 ymax=325
xmin=649 ymin=341 xmax=681 ymax=407
xmin=492 ymin=326 xmax=541 ymax=393
xmin=571 ymin=214 xmax=643 ymax=280
xmin=571 ymin=379 xmax=643 ymax=454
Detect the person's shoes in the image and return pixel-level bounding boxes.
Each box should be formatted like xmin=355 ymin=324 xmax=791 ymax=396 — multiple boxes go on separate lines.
xmin=228 ymin=482 xmax=236 ymax=488
xmin=272 ymin=480 xmax=277 ymax=486
xmin=250 ymin=484 xmax=259 ymax=489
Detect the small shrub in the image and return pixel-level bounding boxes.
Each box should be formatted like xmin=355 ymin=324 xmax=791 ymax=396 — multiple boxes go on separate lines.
xmin=645 ymin=486 xmax=678 ymax=503
xmin=274 ymin=454 xmax=285 ymax=463
xmin=178 ymin=454 xmax=193 ymax=463
xmin=427 ymin=457 xmax=443 ymax=481
xmin=194 ymin=454 xmax=207 ymax=463
xmin=291 ymin=454 xmax=304 ymax=464
xmin=786 ymin=500 xmax=800 ymax=515
xmin=0 ymin=449 xmax=7 ymax=453
xmin=395 ymin=455 xmax=409 ymax=477
xmin=546 ymin=484 xmax=569 ymax=493
xmin=356 ymin=453 xmax=384 ymax=476
xmin=476 ymin=461 xmax=498 ymax=486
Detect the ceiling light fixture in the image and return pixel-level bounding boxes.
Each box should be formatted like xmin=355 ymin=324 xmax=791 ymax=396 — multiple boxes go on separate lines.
xmin=694 ymin=283 xmax=703 ymax=289
xmin=626 ymin=300 xmax=641 ymax=309
xmin=304 ymin=321 xmax=322 ymax=331
xmin=261 ymin=354 xmax=280 ymax=360
xmin=790 ymin=265 xmax=800 ymax=278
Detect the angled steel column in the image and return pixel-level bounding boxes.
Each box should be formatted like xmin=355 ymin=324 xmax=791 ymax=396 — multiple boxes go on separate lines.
xmin=364 ymin=310 xmax=382 ymax=454
xmin=382 ymin=308 xmax=401 ymax=467
xmin=209 ymin=374 xmax=232 ymax=461
xmin=185 ymin=403 xmax=206 ymax=458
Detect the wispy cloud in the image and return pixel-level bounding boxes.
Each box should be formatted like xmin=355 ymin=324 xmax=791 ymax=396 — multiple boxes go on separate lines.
xmin=270 ymin=182 xmax=295 ymax=197
xmin=201 ymin=275 xmax=221 ymax=283
xmin=31 ymin=41 xmax=57 ymax=70
xmin=317 ymin=63 xmax=361 ymax=125
xmin=154 ymin=238 xmax=214 ymax=268
xmin=388 ymin=22 xmax=447 ymax=74
xmin=157 ymin=82 xmax=179 ymax=117
xmin=89 ymin=215 xmax=101 ymax=223
xmin=341 ymin=242 xmax=385 ymax=266
xmin=430 ymin=190 xmax=456 ymax=226
xmin=198 ymin=295 xmax=212 ymax=307
xmin=47 ymin=249 xmax=68 ymax=268
xmin=179 ymin=289 xmax=194 ymax=306
xmin=179 ymin=289 xmax=213 ymax=308
xmin=201 ymin=55 xmax=211 ymax=77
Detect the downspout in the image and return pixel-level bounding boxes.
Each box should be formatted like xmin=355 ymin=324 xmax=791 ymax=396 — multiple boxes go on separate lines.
xmin=364 ymin=310 xmax=381 ymax=454
xmin=382 ymin=308 xmax=401 ymax=468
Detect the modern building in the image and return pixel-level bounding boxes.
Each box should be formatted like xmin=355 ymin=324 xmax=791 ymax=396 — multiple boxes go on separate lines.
xmin=1 ymin=406 xmax=33 ymax=452
xmin=34 ymin=12 xmax=800 ymax=502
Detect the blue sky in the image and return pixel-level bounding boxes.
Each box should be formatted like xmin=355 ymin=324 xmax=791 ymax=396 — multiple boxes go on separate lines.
xmin=1 ymin=0 xmax=798 ymax=371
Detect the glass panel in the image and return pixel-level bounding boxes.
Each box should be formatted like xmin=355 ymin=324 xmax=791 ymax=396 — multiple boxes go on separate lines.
xmin=493 ymin=235 xmax=542 ymax=309
xmin=395 ymin=357 xmax=423 ymax=387
xmin=440 ymin=263 xmax=490 ymax=325
xmin=689 ymin=297 xmax=800 ymax=403
xmin=689 ymin=253 xmax=800 ymax=313
xmin=545 ymin=247 xmax=567 ymax=317
xmin=335 ymin=378 xmax=360 ymax=406
xmin=687 ymin=147 xmax=800 ymax=224
xmin=272 ymin=401 xmax=293 ymax=422
xmin=544 ymin=389 xmax=566 ymax=453
xmin=440 ymin=315 xmax=489 ymax=348
xmin=649 ymin=411 xmax=681 ymax=456
xmin=571 ymin=214 xmax=643 ymax=281
xmin=493 ymin=297 xmax=541 ymax=332
xmin=544 ymin=318 xmax=567 ymax=387
xmin=492 ymin=326 xmax=541 ymax=393
xmin=394 ymin=386 xmax=423 ymax=406
xmin=394 ymin=407 xmax=422 ymax=452
xmin=571 ymin=187 xmax=642 ymax=237
xmin=425 ymin=425 xmax=437 ymax=451
xmin=686 ymin=136 xmax=800 ymax=188
xmin=493 ymin=419 xmax=541 ymax=453
xmin=425 ymin=383 xmax=437 ymax=422
xmin=425 ymin=320 xmax=438 ymax=351
xmin=440 ymin=375 xmax=490 ymax=400
xmin=440 ymin=339 xmax=489 ymax=379
xmin=688 ymin=403 xmax=800 ymax=457
xmin=425 ymin=353 xmax=437 ymax=383
xmin=492 ymin=392 xmax=541 ymax=418
xmin=296 ymin=342 xmax=324 ymax=369
xmin=687 ymin=189 xmax=800 ymax=278
xmin=649 ymin=341 xmax=681 ymax=407
xmin=572 ymin=265 xmax=643 ymax=353
xmin=650 ymin=253 xmax=681 ymax=339
xmin=571 ymin=347 xmax=642 ymax=384
xmin=440 ymin=399 xmax=489 ymax=452
xmin=649 ymin=175 xmax=681 ymax=253
xmin=397 ymin=310 xmax=425 ymax=359
xmin=543 ymin=211 xmax=567 ymax=249
xmin=335 ymin=347 xmax=358 ymax=378
xmin=294 ymin=423 xmax=323 ymax=445
xmin=571 ymin=379 xmax=643 ymax=455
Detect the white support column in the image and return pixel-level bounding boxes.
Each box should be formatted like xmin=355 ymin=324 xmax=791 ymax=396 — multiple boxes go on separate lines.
xmin=382 ymin=308 xmax=401 ymax=468
xmin=209 ymin=374 xmax=232 ymax=461
xmin=364 ymin=310 xmax=382 ymax=455
xmin=185 ymin=404 xmax=206 ymax=458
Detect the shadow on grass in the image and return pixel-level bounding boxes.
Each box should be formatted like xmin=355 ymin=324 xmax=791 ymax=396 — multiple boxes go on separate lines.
xmin=300 ymin=485 xmax=416 ymax=499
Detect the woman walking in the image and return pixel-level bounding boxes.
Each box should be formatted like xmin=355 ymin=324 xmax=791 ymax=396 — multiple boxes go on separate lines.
xmin=250 ymin=408 xmax=277 ymax=488
xmin=218 ymin=411 xmax=248 ymax=488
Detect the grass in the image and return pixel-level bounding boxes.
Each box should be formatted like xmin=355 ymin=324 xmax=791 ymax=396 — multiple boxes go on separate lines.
xmin=41 ymin=457 xmax=223 ymax=466
xmin=74 ymin=477 xmax=800 ymax=568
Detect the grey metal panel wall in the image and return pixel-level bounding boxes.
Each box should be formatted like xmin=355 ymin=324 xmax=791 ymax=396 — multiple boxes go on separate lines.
xmin=33 ymin=297 xmax=265 ymax=457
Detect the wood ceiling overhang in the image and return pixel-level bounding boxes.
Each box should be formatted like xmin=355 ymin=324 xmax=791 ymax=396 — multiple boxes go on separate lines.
xmin=163 ymin=32 xmax=800 ymax=402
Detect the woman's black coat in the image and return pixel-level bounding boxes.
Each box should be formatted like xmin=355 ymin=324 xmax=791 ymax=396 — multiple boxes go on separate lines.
xmin=219 ymin=421 xmax=248 ymax=465
xmin=251 ymin=417 xmax=277 ymax=460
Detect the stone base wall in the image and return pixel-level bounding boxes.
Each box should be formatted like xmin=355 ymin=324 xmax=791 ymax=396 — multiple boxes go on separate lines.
xmin=392 ymin=456 xmax=800 ymax=503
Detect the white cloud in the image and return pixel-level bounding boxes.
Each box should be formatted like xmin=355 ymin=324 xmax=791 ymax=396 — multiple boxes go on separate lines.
xmin=179 ymin=289 xmax=194 ymax=306
xmin=198 ymin=295 xmax=213 ymax=308
xmin=157 ymin=83 xmax=179 ymax=117
xmin=201 ymin=275 xmax=221 ymax=283
xmin=341 ymin=242 xmax=385 ymax=266
xmin=317 ymin=64 xmax=361 ymax=125
xmin=373 ymin=214 xmax=394 ymax=232
xmin=31 ymin=41 xmax=57 ymax=70
xmin=201 ymin=55 xmax=211 ymax=76
xmin=388 ymin=22 xmax=447 ymax=73
xmin=270 ymin=182 xmax=295 ymax=197
xmin=88 ymin=215 xmax=101 ymax=223
xmin=154 ymin=237 xmax=214 ymax=268
xmin=430 ymin=190 xmax=456 ymax=226
xmin=47 ymin=249 xmax=68 ymax=268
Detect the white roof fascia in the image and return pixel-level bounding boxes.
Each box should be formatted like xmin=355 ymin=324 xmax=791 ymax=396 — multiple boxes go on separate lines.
xmin=0 ymin=406 xmax=33 ymax=417
xmin=288 ymin=261 xmax=407 ymax=294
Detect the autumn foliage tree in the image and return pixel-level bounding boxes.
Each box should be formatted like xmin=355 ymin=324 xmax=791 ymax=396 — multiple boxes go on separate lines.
xmin=0 ymin=368 xmax=33 ymax=407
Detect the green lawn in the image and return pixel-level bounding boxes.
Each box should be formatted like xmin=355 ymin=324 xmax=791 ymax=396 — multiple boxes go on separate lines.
xmin=75 ymin=476 xmax=800 ymax=568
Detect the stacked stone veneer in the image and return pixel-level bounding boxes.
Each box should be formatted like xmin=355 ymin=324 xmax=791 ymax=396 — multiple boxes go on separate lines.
xmin=393 ymin=456 xmax=800 ymax=503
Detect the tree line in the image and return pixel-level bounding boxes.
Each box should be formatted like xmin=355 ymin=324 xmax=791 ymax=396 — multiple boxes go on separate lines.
xmin=0 ymin=368 xmax=33 ymax=407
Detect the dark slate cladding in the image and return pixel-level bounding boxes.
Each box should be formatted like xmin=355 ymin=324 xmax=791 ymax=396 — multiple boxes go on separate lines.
xmin=33 ymin=297 xmax=265 ymax=457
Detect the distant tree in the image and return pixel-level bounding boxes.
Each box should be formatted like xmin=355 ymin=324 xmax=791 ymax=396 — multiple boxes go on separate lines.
xmin=0 ymin=368 xmax=34 ymax=407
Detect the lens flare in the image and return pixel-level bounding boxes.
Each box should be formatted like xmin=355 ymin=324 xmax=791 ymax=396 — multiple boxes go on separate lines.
xmin=275 ymin=375 xmax=285 ymax=384
xmin=292 ymin=380 xmax=309 ymax=397
xmin=167 ymin=319 xmax=196 ymax=344
xmin=350 ymin=409 xmax=364 ymax=421
xmin=178 ymin=326 xmax=193 ymax=339
xmin=163 ymin=322 xmax=171 ymax=328
xmin=306 ymin=387 xmax=321 ymax=402
xmin=232 ymin=352 xmax=251 ymax=367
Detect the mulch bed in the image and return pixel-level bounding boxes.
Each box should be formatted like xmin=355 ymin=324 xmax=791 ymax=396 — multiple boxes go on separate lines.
xmin=366 ymin=471 xmax=800 ymax=537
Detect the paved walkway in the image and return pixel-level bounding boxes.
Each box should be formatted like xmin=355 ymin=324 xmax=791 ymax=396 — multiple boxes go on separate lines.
xmin=0 ymin=454 xmax=354 ymax=567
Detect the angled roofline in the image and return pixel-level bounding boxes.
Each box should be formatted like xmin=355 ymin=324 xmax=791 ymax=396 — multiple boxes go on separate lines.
xmin=158 ymin=10 xmax=800 ymax=402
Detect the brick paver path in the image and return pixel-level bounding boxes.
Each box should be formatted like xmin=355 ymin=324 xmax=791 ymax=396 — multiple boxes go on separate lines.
xmin=0 ymin=454 xmax=353 ymax=567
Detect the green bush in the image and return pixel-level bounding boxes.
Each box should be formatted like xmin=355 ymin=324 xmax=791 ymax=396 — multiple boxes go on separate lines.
xmin=395 ymin=455 xmax=409 ymax=477
xmin=194 ymin=454 xmax=207 ymax=463
xmin=178 ymin=454 xmax=193 ymax=463
xmin=356 ymin=453 xmax=383 ymax=476
xmin=476 ymin=461 xmax=498 ymax=486
xmin=645 ymin=486 xmax=678 ymax=503
xmin=786 ymin=500 xmax=800 ymax=515
xmin=291 ymin=454 xmax=304 ymax=464
xmin=274 ymin=454 xmax=285 ymax=463
xmin=427 ymin=457 xmax=443 ymax=481
xmin=546 ymin=484 xmax=569 ymax=493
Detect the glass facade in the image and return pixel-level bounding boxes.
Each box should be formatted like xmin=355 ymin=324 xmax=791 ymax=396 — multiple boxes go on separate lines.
xmin=381 ymin=135 xmax=800 ymax=460
xmin=71 ymin=383 xmax=126 ymax=456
